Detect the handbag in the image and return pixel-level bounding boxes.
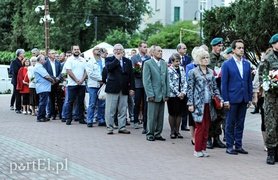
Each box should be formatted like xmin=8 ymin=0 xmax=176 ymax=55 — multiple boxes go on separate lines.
xmin=204 ymin=74 xmax=222 ymax=109
xmin=211 ymin=95 xmax=222 ymax=109
xmin=98 ymin=84 xmax=106 ymax=100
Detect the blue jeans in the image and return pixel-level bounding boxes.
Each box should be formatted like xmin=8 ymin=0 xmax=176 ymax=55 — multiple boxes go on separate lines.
xmin=62 ymin=87 xmax=68 ymax=119
xmin=65 ymin=85 xmax=86 ymax=121
xmin=38 ymin=92 xmax=49 ymax=120
xmin=87 ymin=87 xmax=105 ymax=124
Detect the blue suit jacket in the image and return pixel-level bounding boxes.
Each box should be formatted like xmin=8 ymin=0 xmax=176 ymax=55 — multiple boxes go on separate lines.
xmin=43 ymin=58 xmax=62 ymax=81
xmin=221 ymin=57 xmax=252 ymax=103
xmin=105 ymin=56 xmax=135 ymax=95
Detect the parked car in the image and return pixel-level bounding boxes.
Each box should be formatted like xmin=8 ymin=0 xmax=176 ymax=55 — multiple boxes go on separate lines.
xmin=0 ymin=64 xmax=13 ymax=93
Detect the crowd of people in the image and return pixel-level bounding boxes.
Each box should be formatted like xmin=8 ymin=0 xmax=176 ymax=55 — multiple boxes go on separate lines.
xmin=8 ymin=34 xmax=278 ymax=164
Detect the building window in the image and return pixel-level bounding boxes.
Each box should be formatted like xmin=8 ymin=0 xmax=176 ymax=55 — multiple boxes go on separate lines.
xmin=174 ymin=7 xmax=180 ymax=22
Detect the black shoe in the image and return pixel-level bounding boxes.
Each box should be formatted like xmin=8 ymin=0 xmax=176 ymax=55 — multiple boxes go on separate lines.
xmin=170 ymin=133 xmax=176 ymax=139
xmin=66 ymin=120 xmax=71 ymax=125
xmin=226 ymin=148 xmax=238 ymax=155
xmin=146 ymin=136 xmax=155 ymax=141
xmin=46 ymin=114 xmax=51 ymax=119
xmin=206 ymin=139 xmax=213 ymax=149
xmin=15 ymin=110 xmax=21 ymax=114
xmin=118 ymin=129 xmax=130 ymax=134
xmin=37 ymin=118 xmax=47 ymax=122
xmin=191 ymin=140 xmax=195 ymax=145
xmin=87 ymin=123 xmax=93 ymax=128
xmin=98 ymin=122 xmax=106 ymax=126
xmin=61 ymin=118 xmax=66 ymax=122
xmin=181 ymin=126 xmax=190 ymax=131
xmin=250 ymin=110 xmax=259 ymax=114
xmin=142 ymin=129 xmax=147 ymax=134
xmin=267 ymin=155 xmax=275 ymax=165
xmin=235 ymin=148 xmax=248 ymax=154
xmin=213 ymin=136 xmax=226 ymax=148
xmin=52 ymin=116 xmax=56 ymax=120
xmin=79 ymin=120 xmax=86 ymax=124
xmin=155 ymin=136 xmax=166 ymax=141
xmin=176 ymin=133 xmax=183 ymax=139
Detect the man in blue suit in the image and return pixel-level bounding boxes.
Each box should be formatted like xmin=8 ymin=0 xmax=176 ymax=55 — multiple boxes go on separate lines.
xmin=221 ymin=39 xmax=252 ymax=155
xmin=43 ymin=50 xmax=62 ymax=120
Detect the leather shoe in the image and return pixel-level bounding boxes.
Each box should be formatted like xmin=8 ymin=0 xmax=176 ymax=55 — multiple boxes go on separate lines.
xmin=61 ymin=118 xmax=66 ymax=122
xmin=226 ymin=148 xmax=238 ymax=155
xmin=118 ymin=129 xmax=130 ymax=134
xmin=146 ymin=136 xmax=155 ymax=141
xmin=37 ymin=118 xmax=47 ymax=122
xmin=66 ymin=120 xmax=71 ymax=125
xmin=87 ymin=123 xmax=93 ymax=127
xmin=155 ymin=136 xmax=166 ymax=141
xmin=235 ymin=148 xmax=248 ymax=154
xmin=206 ymin=139 xmax=213 ymax=149
xmin=213 ymin=137 xmax=226 ymax=148
xmin=266 ymin=155 xmax=275 ymax=165
xmin=250 ymin=111 xmax=259 ymax=114
xmin=79 ymin=120 xmax=87 ymax=124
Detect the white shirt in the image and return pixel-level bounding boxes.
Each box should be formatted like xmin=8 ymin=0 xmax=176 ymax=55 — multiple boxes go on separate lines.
xmin=50 ymin=59 xmax=56 ymax=77
xmin=65 ymin=56 xmax=86 ymax=86
xmin=153 ymin=58 xmax=160 ymax=67
xmin=233 ymin=56 xmax=243 ymax=78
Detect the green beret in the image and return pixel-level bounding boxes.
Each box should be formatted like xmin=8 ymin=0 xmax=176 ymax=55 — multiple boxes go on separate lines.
xmin=225 ymin=47 xmax=232 ymax=54
xmin=210 ymin=37 xmax=223 ymax=46
xmin=269 ymin=34 xmax=278 ymax=44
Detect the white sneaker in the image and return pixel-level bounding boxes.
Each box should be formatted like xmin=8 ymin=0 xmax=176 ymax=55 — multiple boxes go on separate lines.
xmin=194 ymin=151 xmax=204 ymax=157
xmin=202 ymin=150 xmax=209 ymax=157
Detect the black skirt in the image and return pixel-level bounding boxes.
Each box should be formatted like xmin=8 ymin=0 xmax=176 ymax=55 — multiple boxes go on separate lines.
xmin=167 ymin=97 xmax=186 ymax=116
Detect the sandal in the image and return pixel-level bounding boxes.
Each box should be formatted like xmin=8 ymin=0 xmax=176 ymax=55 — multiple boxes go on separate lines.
xmin=170 ymin=133 xmax=176 ymax=139
xmin=176 ymin=133 xmax=183 ymax=139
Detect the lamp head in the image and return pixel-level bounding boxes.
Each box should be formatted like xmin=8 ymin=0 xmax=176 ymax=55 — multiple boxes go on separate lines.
xmin=85 ymin=19 xmax=91 ymax=27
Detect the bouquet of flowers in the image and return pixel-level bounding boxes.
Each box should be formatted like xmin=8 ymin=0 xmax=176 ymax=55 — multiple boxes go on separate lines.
xmin=133 ymin=62 xmax=142 ymax=78
xmin=262 ymin=70 xmax=278 ymax=92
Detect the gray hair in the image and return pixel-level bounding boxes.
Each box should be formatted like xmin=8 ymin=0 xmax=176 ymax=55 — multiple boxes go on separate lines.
xmin=113 ymin=43 xmax=124 ymax=50
xmin=31 ymin=48 xmax=39 ymax=53
xmin=37 ymin=55 xmax=44 ymax=62
xmin=16 ymin=49 xmax=25 ymax=57
xmin=169 ymin=53 xmax=181 ymax=62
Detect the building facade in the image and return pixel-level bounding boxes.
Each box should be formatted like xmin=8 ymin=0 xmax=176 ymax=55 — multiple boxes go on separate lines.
xmin=140 ymin=0 xmax=232 ymax=30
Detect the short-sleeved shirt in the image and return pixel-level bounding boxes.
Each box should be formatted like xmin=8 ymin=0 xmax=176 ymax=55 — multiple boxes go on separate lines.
xmin=34 ymin=63 xmax=51 ymax=94
xmin=65 ymin=56 xmax=86 ymax=86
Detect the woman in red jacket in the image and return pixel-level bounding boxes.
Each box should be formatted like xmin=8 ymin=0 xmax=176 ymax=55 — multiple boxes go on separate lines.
xmin=17 ymin=58 xmax=30 ymax=115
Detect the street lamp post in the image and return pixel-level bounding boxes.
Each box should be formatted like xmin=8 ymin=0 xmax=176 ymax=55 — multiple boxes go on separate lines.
xmin=35 ymin=0 xmax=56 ymax=55
xmin=179 ymin=28 xmax=200 ymax=43
xmin=192 ymin=10 xmax=203 ymax=45
xmin=85 ymin=14 xmax=129 ymax=43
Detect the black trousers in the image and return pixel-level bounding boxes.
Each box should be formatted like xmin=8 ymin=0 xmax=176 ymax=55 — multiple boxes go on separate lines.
xmin=13 ymin=85 xmax=21 ymax=111
xmin=49 ymin=84 xmax=63 ymax=117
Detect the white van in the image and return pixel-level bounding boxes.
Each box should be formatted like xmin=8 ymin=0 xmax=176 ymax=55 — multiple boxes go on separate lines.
xmin=0 ymin=64 xmax=13 ymax=93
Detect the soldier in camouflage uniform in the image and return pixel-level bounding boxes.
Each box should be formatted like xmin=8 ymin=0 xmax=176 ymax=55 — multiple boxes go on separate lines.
xmin=207 ymin=37 xmax=226 ymax=149
xmin=258 ymin=34 xmax=278 ymax=165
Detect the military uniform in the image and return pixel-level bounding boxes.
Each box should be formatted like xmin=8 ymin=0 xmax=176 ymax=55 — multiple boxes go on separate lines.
xmin=206 ymin=37 xmax=226 ymax=149
xmin=258 ymin=33 xmax=278 ymax=165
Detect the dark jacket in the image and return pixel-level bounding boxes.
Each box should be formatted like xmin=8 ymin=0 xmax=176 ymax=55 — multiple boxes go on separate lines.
xmin=43 ymin=58 xmax=62 ymax=81
xmin=105 ymin=56 xmax=135 ymax=95
xmin=11 ymin=57 xmax=23 ymax=86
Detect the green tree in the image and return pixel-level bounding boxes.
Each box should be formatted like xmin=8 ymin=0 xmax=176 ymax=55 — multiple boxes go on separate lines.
xmin=147 ymin=21 xmax=200 ymax=51
xmin=1 ymin=0 xmax=150 ymax=52
xmin=203 ymin=0 xmax=278 ymax=65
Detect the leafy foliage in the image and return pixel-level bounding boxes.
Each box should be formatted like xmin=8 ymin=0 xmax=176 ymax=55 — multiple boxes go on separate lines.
xmin=147 ymin=21 xmax=199 ymax=51
xmin=0 ymin=0 xmax=150 ymax=52
xmin=203 ymin=0 xmax=278 ymax=65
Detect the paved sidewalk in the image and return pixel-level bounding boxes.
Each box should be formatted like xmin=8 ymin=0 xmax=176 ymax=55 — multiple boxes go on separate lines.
xmin=0 ymin=94 xmax=277 ymax=180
